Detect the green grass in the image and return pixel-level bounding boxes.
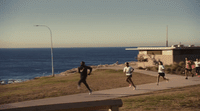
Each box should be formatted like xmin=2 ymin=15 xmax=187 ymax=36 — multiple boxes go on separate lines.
xmin=120 ymin=85 xmax=200 ymax=111
xmin=0 ymin=69 xmax=158 ymax=105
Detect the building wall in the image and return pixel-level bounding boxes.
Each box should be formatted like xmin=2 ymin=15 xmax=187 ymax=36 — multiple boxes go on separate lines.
xmin=162 ymin=50 xmax=173 ymax=55
xmin=139 ymin=51 xmax=147 ymax=55
xmin=137 ymin=48 xmax=200 ymax=68
xmin=156 ymin=55 xmax=173 ymax=65
xmin=137 ymin=61 xmax=154 ymax=68
xmin=173 ymin=50 xmax=200 ymax=63
xmin=137 ymin=54 xmax=173 ymax=68
xmin=173 ymin=55 xmax=200 ymax=63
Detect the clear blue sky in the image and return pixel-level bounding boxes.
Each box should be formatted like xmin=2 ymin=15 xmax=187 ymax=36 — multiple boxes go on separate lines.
xmin=0 ymin=0 xmax=200 ymax=48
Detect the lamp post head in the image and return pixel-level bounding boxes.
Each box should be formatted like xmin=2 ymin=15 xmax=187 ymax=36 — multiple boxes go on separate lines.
xmin=34 ymin=25 xmax=39 ymax=27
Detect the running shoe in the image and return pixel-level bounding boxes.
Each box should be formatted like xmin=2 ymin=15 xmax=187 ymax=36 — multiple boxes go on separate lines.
xmin=133 ymin=86 xmax=136 ymax=90
xmin=192 ymin=74 xmax=194 ymax=77
xmin=198 ymin=76 xmax=200 ymax=77
xmin=185 ymin=77 xmax=188 ymax=80
xmin=89 ymin=90 xmax=92 ymax=95
xmin=77 ymin=85 xmax=80 ymax=89
xmin=129 ymin=84 xmax=132 ymax=87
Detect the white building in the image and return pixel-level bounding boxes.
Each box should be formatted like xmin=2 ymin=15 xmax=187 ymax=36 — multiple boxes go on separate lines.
xmin=126 ymin=44 xmax=200 ymax=68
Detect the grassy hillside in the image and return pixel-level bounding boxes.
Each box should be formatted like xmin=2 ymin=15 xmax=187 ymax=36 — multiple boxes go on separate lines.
xmin=0 ymin=69 xmax=158 ymax=104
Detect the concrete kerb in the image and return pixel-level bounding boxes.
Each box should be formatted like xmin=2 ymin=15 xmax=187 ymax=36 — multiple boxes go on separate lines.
xmin=0 ymin=99 xmax=123 ymax=111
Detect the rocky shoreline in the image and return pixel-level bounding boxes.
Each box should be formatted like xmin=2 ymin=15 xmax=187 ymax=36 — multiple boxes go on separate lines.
xmin=1 ymin=61 xmax=137 ymax=85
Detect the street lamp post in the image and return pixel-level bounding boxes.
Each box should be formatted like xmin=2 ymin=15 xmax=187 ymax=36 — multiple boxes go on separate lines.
xmin=34 ymin=25 xmax=54 ymax=77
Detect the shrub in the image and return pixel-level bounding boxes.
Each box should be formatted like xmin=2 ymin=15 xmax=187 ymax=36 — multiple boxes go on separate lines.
xmin=165 ymin=64 xmax=172 ymax=67
xmin=146 ymin=67 xmax=151 ymax=71
xmin=172 ymin=62 xmax=178 ymax=69
xmin=175 ymin=67 xmax=182 ymax=74
xmin=164 ymin=65 xmax=170 ymax=70
xmin=166 ymin=67 xmax=171 ymax=74
xmin=138 ymin=67 xmax=144 ymax=69
xmin=170 ymin=62 xmax=183 ymax=74
xmin=152 ymin=66 xmax=158 ymax=71
xmin=140 ymin=61 xmax=188 ymax=75
xmin=171 ymin=67 xmax=177 ymax=74
xmin=179 ymin=61 xmax=185 ymax=67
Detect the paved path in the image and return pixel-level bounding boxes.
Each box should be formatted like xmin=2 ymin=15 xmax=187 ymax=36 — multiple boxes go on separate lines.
xmin=1 ymin=65 xmax=200 ymax=110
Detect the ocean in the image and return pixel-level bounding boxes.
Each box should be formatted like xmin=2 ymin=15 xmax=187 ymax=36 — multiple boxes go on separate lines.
xmin=0 ymin=47 xmax=138 ymax=83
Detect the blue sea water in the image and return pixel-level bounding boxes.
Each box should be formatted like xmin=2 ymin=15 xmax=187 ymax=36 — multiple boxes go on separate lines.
xmin=0 ymin=47 xmax=138 ymax=82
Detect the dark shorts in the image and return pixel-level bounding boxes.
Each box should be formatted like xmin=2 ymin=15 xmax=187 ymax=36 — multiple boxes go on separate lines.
xmin=158 ymin=73 xmax=165 ymax=77
xmin=126 ymin=75 xmax=132 ymax=78
xmin=196 ymin=67 xmax=200 ymax=73
xmin=185 ymin=68 xmax=192 ymax=72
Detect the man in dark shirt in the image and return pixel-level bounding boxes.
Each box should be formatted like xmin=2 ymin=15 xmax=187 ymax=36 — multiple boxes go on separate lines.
xmin=78 ymin=61 xmax=92 ymax=95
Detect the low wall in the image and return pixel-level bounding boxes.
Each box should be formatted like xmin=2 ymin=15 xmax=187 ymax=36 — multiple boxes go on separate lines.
xmin=0 ymin=99 xmax=123 ymax=111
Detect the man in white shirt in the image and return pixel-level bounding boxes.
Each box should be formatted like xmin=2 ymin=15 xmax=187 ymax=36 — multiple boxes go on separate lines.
xmin=157 ymin=61 xmax=169 ymax=85
xmin=195 ymin=58 xmax=200 ymax=77
xmin=123 ymin=62 xmax=136 ymax=90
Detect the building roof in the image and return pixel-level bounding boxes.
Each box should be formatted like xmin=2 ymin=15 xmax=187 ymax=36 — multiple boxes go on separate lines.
xmin=126 ymin=47 xmax=175 ymax=50
xmin=126 ymin=45 xmax=200 ymax=51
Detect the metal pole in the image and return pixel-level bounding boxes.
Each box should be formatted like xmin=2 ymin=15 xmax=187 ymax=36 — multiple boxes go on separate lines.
xmin=166 ymin=25 xmax=168 ymax=47
xmin=34 ymin=25 xmax=54 ymax=77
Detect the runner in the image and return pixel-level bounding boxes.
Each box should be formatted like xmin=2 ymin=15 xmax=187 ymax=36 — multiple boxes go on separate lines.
xmin=123 ymin=62 xmax=136 ymax=90
xmin=185 ymin=58 xmax=194 ymax=79
xmin=157 ymin=61 xmax=169 ymax=85
xmin=194 ymin=58 xmax=200 ymax=77
xmin=78 ymin=61 xmax=92 ymax=95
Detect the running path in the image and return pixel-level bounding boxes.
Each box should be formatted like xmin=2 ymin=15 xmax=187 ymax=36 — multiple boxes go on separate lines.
xmin=1 ymin=66 xmax=200 ymax=110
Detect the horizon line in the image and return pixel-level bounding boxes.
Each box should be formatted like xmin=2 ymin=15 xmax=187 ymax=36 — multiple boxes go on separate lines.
xmin=1 ymin=44 xmax=199 ymax=49
xmin=0 ymin=46 xmax=168 ymax=49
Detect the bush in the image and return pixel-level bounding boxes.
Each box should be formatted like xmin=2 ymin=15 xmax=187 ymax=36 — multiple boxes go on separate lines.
xmin=152 ymin=66 xmax=158 ymax=71
xmin=138 ymin=61 xmax=188 ymax=75
xmin=171 ymin=67 xmax=177 ymax=74
xmin=165 ymin=64 xmax=172 ymax=67
xmin=175 ymin=67 xmax=182 ymax=74
xmin=146 ymin=67 xmax=151 ymax=71
xmin=138 ymin=67 xmax=144 ymax=69
xmin=166 ymin=67 xmax=171 ymax=74
xmin=172 ymin=62 xmax=179 ymax=68
xmin=170 ymin=62 xmax=186 ymax=74
xmin=179 ymin=61 xmax=185 ymax=67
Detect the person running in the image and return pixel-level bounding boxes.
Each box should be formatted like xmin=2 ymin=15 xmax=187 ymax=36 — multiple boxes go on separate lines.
xmin=195 ymin=58 xmax=200 ymax=77
xmin=157 ymin=61 xmax=169 ymax=85
xmin=78 ymin=61 xmax=92 ymax=95
xmin=185 ymin=58 xmax=194 ymax=79
xmin=123 ymin=62 xmax=136 ymax=90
